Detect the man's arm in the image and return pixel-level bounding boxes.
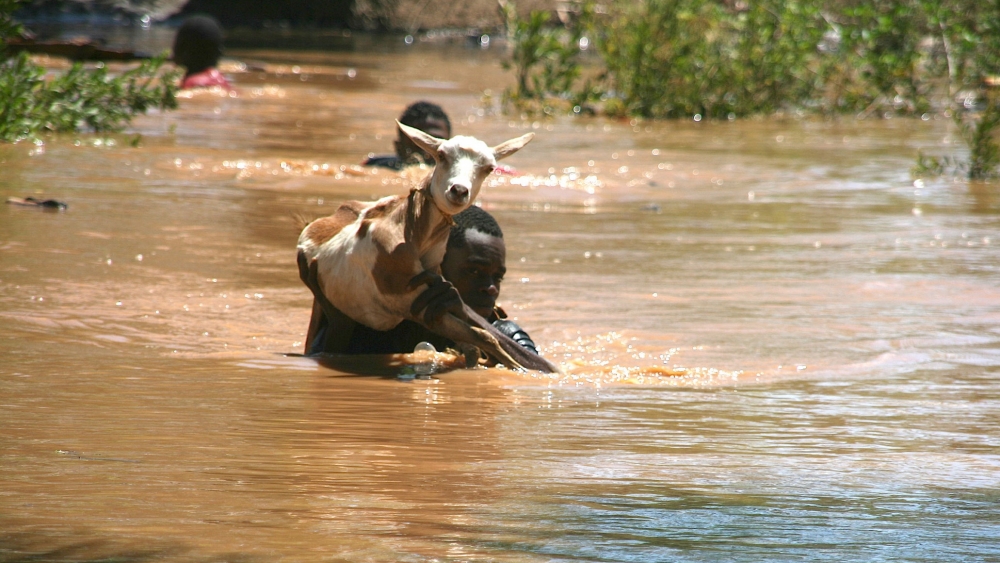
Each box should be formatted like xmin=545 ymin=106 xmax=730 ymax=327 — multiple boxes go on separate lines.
xmin=297 ymin=250 xmax=358 ymax=354
xmin=492 ymin=319 xmax=539 ymax=355
xmin=470 ymin=306 xmax=559 ymax=373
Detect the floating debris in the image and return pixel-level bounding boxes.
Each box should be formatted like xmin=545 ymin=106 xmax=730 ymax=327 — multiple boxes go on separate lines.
xmin=6 ymin=196 xmax=68 ymax=210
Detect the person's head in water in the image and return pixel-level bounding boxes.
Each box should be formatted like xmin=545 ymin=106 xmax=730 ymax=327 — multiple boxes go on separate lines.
xmin=395 ymin=101 xmax=452 ymax=166
xmin=442 ymin=206 xmax=506 ymax=319
xmin=172 ymin=15 xmax=224 ymax=77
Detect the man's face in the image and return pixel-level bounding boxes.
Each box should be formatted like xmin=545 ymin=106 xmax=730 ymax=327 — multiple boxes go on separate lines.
xmin=395 ymin=117 xmax=451 ymax=165
xmin=441 ymin=229 xmax=506 ymax=319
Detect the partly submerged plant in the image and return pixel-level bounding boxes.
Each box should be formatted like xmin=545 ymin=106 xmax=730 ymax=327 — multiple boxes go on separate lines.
xmin=500 ymin=1 xmax=601 ymax=115
xmin=503 ymin=0 xmax=1000 ymax=179
xmin=0 ymin=53 xmax=179 ymax=143
xmin=0 ymin=0 xmax=179 ymax=143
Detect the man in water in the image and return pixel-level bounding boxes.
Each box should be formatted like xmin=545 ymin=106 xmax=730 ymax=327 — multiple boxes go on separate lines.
xmin=363 ymin=101 xmax=519 ymax=175
xmin=172 ymin=15 xmax=232 ymax=91
xmin=300 ymin=206 xmax=553 ymax=371
xmin=363 ymin=101 xmax=452 ymax=170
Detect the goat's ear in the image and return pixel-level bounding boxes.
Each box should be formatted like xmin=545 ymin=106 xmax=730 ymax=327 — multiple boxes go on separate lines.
xmin=492 ymin=132 xmax=534 ymax=161
xmin=397 ymin=120 xmax=444 ymax=157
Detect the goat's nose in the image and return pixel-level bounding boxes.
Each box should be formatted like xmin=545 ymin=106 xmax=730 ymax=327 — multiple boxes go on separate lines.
xmin=447 ymin=184 xmax=470 ymax=201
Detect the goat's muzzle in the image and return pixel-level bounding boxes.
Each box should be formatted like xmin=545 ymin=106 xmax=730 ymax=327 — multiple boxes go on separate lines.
xmin=446 ymin=184 xmax=470 ymax=205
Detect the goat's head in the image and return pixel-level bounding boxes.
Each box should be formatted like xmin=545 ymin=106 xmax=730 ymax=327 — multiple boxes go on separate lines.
xmin=397 ymin=120 xmax=534 ymax=216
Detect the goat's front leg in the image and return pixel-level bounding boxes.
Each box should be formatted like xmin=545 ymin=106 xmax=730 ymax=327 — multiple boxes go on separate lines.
xmin=407 ymin=271 xmax=520 ymax=369
xmin=408 ymin=270 xmax=482 ymax=366
xmin=432 ymin=313 xmax=525 ymax=371
xmin=408 ymin=270 xmax=468 ymax=324
xmin=408 ymin=269 xmax=558 ymax=372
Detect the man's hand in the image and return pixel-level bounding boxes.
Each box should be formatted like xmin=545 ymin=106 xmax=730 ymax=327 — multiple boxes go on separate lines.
xmin=297 ymin=249 xmax=358 ymax=354
xmin=297 ymin=249 xmax=321 ymax=296
xmin=297 ymin=250 xmax=336 ymax=319
xmin=408 ymin=270 xmax=468 ymax=325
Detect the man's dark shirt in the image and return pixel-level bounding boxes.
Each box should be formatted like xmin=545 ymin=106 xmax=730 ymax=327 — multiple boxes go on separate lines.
xmin=363 ymin=154 xmax=404 ymax=171
xmin=310 ymin=308 xmax=539 ymax=356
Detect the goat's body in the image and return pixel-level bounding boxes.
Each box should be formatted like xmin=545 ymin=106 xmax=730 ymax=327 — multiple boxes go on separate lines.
xmin=297 ymin=190 xmax=449 ymax=331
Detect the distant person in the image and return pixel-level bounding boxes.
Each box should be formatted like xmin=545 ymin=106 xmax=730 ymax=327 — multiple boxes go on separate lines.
xmin=363 ymin=101 xmax=452 ymax=170
xmin=363 ymin=101 xmax=518 ymax=175
xmin=302 ymin=206 xmax=549 ymax=369
xmin=172 ymin=15 xmax=232 ymax=92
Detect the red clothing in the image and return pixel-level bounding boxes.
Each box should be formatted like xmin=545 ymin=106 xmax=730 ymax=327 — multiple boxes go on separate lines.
xmin=180 ymin=68 xmax=232 ymax=91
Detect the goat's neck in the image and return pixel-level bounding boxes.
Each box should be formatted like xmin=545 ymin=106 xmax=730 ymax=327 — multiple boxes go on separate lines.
xmin=405 ymin=187 xmax=454 ymax=256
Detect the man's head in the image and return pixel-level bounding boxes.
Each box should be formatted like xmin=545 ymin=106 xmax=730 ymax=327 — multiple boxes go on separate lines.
xmin=394 ymin=101 xmax=452 ymax=165
xmin=442 ymin=206 xmax=506 ymax=319
xmin=173 ymin=15 xmax=224 ymax=76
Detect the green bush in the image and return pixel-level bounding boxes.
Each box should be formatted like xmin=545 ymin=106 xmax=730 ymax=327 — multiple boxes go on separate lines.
xmin=500 ymin=2 xmax=600 ymax=114
xmin=0 ymin=52 xmax=180 ymax=143
xmin=0 ymin=0 xmax=21 ymax=43
xmin=503 ymin=0 xmax=1000 ymax=178
xmin=0 ymin=0 xmax=179 ymax=143
xmin=597 ymin=0 xmax=829 ymax=119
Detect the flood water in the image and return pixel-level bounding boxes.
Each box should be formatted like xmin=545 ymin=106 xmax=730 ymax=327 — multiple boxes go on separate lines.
xmin=2 ymin=28 xmax=1000 ymax=562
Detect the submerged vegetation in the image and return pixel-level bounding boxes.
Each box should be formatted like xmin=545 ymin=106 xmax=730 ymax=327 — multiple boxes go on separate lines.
xmin=503 ymin=0 xmax=1000 ymax=179
xmin=0 ymin=0 xmax=179 ymax=143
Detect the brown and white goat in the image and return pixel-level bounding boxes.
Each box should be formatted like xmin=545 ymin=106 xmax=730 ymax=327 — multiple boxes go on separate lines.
xmin=297 ymin=122 xmax=536 ymax=370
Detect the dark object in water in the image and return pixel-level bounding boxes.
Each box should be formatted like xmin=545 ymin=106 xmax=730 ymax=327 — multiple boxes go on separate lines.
xmin=6 ymin=33 xmax=150 ymax=61
xmin=6 ymin=196 xmax=68 ymax=210
xmin=173 ymin=15 xmax=223 ymax=76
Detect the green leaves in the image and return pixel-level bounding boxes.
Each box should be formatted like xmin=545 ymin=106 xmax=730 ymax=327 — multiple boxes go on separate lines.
xmin=0 ymin=0 xmax=24 ymax=49
xmin=501 ymin=1 xmax=601 ymax=114
xmin=0 ymin=53 xmax=44 ymax=142
xmin=0 ymin=52 xmax=180 ymax=143
xmin=504 ymin=0 xmax=1000 ymax=178
xmin=0 ymin=0 xmax=179 ymax=143
xmin=961 ymin=93 xmax=1000 ymax=180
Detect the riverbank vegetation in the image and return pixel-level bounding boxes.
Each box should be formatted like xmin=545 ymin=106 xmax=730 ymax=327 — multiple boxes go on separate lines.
xmin=503 ymin=0 xmax=1000 ymax=179
xmin=0 ymin=0 xmax=178 ymax=143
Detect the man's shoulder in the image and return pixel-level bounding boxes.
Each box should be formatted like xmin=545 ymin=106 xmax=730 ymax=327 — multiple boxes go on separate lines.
xmin=180 ymin=68 xmax=232 ymax=91
xmin=363 ymin=154 xmax=403 ymax=170
xmin=491 ymin=317 xmax=539 ymax=355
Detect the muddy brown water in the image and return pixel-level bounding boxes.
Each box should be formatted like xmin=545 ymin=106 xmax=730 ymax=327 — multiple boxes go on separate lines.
xmin=2 ymin=29 xmax=1000 ymax=562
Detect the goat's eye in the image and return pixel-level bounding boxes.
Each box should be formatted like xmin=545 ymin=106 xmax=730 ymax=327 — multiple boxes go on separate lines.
xmin=437 ymin=149 xmax=448 ymax=161
xmin=482 ymin=165 xmax=496 ymax=175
